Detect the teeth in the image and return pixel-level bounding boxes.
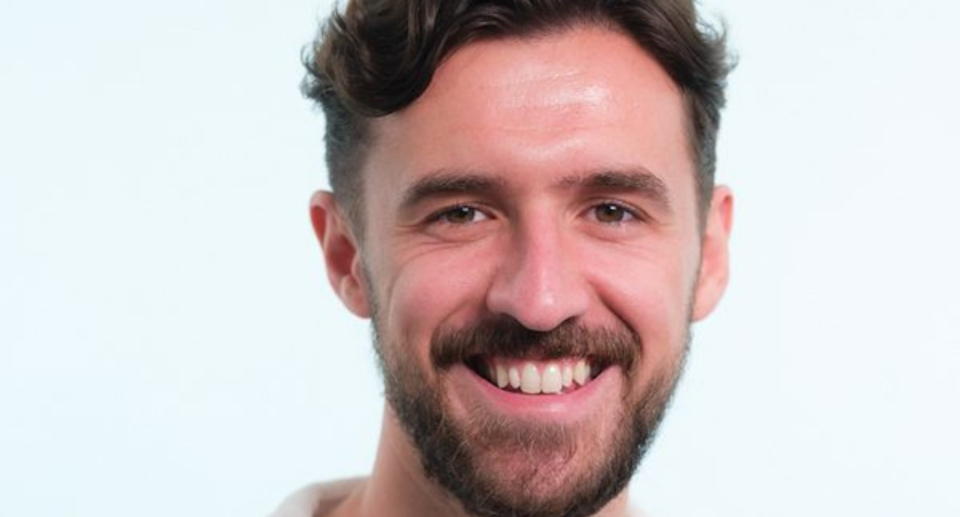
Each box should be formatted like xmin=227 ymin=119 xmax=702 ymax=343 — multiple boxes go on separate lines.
xmin=508 ymin=367 xmax=521 ymax=389
xmin=495 ymin=364 xmax=509 ymax=388
xmin=573 ymin=359 xmax=589 ymax=386
xmin=520 ymin=363 xmax=541 ymax=394
xmin=486 ymin=359 xmax=594 ymax=394
xmin=541 ymin=364 xmax=562 ymax=394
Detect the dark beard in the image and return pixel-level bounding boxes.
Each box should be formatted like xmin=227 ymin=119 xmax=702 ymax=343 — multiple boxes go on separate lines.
xmin=373 ymin=315 xmax=689 ymax=517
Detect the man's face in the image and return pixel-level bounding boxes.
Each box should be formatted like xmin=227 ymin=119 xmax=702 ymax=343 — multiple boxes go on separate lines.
xmin=316 ymin=26 xmax=731 ymax=517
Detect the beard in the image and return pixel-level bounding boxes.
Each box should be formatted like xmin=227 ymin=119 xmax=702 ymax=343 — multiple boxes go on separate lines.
xmin=372 ymin=314 xmax=689 ymax=517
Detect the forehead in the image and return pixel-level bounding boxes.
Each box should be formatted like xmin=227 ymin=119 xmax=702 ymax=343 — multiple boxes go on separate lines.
xmin=363 ymin=26 xmax=693 ymax=211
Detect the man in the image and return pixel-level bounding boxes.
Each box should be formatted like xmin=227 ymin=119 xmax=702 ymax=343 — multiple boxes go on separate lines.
xmin=276 ymin=1 xmax=733 ymax=516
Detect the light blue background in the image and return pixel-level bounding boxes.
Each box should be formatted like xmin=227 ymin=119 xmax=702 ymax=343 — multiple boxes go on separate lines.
xmin=1 ymin=1 xmax=958 ymax=515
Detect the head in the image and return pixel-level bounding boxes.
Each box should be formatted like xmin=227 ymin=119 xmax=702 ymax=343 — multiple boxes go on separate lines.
xmin=304 ymin=0 xmax=731 ymax=232
xmin=305 ymin=2 xmax=733 ymax=517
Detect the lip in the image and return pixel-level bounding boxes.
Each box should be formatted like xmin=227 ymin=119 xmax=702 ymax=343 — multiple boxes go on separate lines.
xmin=445 ymin=361 xmax=624 ymax=426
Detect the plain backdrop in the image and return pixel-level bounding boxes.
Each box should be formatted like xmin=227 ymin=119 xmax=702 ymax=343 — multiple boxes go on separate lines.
xmin=1 ymin=1 xmax=958 ymax=516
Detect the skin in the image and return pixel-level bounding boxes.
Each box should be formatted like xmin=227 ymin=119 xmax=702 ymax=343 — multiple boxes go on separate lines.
xmin=312 ymin=26 xmax=733 ymax=517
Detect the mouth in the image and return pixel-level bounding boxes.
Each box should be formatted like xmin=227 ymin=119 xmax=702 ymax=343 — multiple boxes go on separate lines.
xmin=465 ymin=355 xmax=601 ymax=395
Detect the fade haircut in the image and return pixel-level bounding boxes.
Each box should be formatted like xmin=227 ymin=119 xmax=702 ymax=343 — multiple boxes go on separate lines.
xmin=303 ymin=0 xmax=733 ymax=229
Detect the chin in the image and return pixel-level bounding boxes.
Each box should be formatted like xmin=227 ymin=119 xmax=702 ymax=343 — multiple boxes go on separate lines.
xmin=376 ymin=314 xmax=689 ymax=517
xmin=388 ymin=363 xmax=675 ymax=517
xmin=462 ymin=412 xmax=632 ymax=516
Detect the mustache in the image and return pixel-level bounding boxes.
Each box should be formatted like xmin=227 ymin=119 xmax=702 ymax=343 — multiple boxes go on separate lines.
xmin=430 ymin=316 xmax=640 ymax=374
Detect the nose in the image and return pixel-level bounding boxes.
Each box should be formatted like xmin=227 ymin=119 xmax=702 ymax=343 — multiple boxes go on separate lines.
xmin=485 ymin=219 xmax=590 ymax=331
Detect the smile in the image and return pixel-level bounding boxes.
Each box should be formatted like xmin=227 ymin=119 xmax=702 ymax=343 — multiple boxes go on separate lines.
xmin=467 ymin=356 xmax=599 ymax=395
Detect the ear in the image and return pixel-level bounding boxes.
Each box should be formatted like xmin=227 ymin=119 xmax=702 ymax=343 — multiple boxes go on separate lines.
xmin=310 ymin=191 xmax=372 ymax=318
xmin=691 ymin=186 xmax=734 ymax=322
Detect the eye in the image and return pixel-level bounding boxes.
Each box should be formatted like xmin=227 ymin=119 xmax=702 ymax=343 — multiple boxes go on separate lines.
xmin=592 ymin=202 xmax=636 ymax=224
xmin=431 ymin=205 xmax=490 ymax=225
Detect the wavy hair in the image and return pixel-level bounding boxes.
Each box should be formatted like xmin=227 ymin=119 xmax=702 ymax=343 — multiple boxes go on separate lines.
xmin=303 ymin=0 xmax=733 ymax=226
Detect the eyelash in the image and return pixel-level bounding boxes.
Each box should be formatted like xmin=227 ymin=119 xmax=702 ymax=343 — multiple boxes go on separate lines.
xmin=425 ymin=203 xmax=490 ymax=225
xmin=589 ymin=200 xmax=646 ymax=224
xmin=423 ymin=200 xmax=647 ymax=226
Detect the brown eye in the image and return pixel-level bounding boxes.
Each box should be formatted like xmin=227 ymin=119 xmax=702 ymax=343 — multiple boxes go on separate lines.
xmin=440 ymin=205 xmax=486 ymax=224
xmin=594 ymin=203 xmax=629 ymax=223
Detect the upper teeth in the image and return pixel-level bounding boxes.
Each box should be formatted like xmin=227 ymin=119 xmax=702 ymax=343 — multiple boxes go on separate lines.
xmin=490 ymin=359 xmax=592 ymax=395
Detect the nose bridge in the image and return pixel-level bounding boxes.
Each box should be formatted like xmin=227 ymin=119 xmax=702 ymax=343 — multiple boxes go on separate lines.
xmin=486 ymin=212 xmax=589 ymax=331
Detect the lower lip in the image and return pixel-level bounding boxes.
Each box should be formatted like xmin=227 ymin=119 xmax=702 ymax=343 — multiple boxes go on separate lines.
xmin=445 ymin=363 xmax=623 ymax=425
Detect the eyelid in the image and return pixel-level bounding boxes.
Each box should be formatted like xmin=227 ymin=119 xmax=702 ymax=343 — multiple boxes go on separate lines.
xmin=424 ymin=202 xmax=493 ymax=224
xmin=589 ymin=198 xmax=648 ymax=223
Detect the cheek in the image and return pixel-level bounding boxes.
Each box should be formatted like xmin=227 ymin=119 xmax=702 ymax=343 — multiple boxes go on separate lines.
xmin=377 ymin=248 xmax=497 ymax=365
xmin=586 ymin=243 xmax=694 ymax=372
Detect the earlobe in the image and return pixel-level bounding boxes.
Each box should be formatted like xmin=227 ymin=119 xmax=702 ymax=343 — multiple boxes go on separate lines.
xmin=691 ymin=186 xmax=734 ymax=322
xmin=310 ymin=191 xmax=372 ymax=318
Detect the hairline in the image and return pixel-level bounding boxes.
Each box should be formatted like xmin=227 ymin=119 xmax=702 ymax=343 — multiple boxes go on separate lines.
xmin=336 ymin=22 xmax=711 ymax=240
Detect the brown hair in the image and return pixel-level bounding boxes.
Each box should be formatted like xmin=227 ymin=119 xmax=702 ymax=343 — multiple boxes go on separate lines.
xmin=303 ymin=0 xmax=733 ymax=226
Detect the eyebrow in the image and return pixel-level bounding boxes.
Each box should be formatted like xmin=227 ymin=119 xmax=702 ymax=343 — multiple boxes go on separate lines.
xmin=559 ymin=168 xmax=672 ymax=212
xmin=400 ymin=170 xmax=507 ymax=210
xmin=399 ymin=167 xmax=672 ymax=213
